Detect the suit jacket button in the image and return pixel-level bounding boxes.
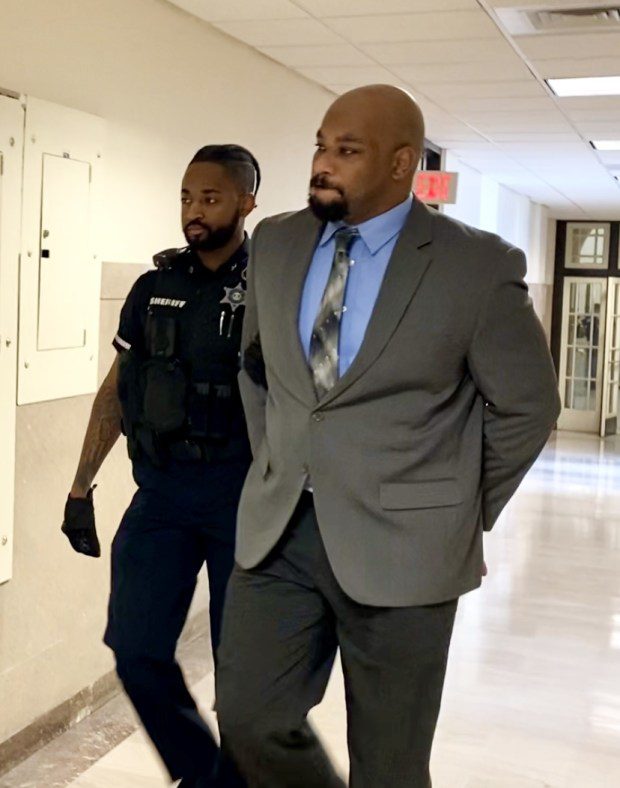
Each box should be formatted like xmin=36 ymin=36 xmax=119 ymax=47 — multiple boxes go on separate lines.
xmin=313 ymin=413 xmax=323 ymax=422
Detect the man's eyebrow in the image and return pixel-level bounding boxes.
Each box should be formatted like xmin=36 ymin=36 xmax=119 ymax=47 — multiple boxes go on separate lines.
xmin=181 ymin=187 xmax=222 ymax=194
xmin=315 ymin=131 xmax=365 ymax=144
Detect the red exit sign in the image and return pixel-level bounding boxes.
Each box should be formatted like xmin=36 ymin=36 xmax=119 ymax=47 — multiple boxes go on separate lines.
xmin=413 ymin=171 xmax=458 ymax=204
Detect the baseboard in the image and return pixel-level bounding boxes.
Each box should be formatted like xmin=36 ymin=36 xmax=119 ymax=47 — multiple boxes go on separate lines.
xmin=0 ymin=609 xmax=210 ymax=777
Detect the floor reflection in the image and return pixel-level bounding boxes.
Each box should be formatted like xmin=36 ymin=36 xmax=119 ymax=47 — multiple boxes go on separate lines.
xmin=2 ymin=432 xmax=619 ymax=787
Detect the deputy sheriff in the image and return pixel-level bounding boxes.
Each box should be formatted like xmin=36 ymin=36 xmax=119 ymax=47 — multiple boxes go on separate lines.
xmin=62 ymin=144 xmax=260 ymax=787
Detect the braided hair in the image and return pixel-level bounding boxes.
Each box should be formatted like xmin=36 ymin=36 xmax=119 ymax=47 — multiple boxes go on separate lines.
xmin=189 ymin=144 xmax=261 ymax=196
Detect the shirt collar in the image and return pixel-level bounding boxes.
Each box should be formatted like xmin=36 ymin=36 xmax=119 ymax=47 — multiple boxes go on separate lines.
xmin=189 ymin=233 xmax=249 ymax=278
xmin=318 ymin=195 xmax=413 ymax=256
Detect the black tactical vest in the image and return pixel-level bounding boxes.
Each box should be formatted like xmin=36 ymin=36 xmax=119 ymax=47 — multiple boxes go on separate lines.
xmin=118 ymin=243 xmax=249 ymax=467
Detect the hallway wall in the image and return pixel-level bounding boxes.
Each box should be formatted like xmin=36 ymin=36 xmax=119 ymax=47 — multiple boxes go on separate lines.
xmin=0 ymin=0 xmax=332 ymax=753
xmin=443 ymin=152 xmax=555 ymax=337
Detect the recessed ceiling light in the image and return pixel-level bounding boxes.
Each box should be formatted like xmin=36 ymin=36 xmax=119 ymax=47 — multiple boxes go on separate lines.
xmin=547 ymin=76 xmax=620 ymax=97
xmin=591 ymin=140 xmax=620 ymax=151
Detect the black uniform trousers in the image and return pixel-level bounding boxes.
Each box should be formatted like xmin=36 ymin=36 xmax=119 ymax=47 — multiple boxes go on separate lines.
xmin=104 ymin=460 xmax=248 ymax=787
xmin=216 ymin=492 xmax=458 ymax=788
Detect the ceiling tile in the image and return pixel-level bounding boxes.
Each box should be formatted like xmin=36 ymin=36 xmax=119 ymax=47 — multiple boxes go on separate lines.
xmin=495 ymin=141 xmax=587 ymax=153
xmin=169 ymin=0 xmax=307 ymax=21
xmin=259 ymin=44 xmax=374 ymax=67
xmin=557 ymin=96 xmax=620 ymax=111
xmin=297 ymin=65 xmax=397 ymax=85
xmin=212 ymin=18 xmax=344 ymax=46
xmin=360 ymin=39 xmax=516 ymax=65
xmin=489 ymin=0 xmax=617 ymax=7
xmin=324 ymin=84 xmax=357 ymax=94
xmin=413 ymin=80 xmax=547 ymax=99
xmin=573 ymin=120 xmax=620 ymax=134
xmin=597 ymin=151 xmax=620 ymax=166
xmin=323 ymin=11 xmax=501 ymax=43
xmin=394 ymin=59 xmax=532 ymax=84
xmin=460 ymin=109 xmax=569 ymax=123
xmin=537 ymin=58 xmax=620 ymax=79
xmin=295 ymin=0 xmax=478 ymax=16
xmin=517 ymin=32 xmax=620 ymax=61
xmin=563 ymin=108 xmax=620 ymax=122
xmin=446 ymin=96 xmax=557 ymax=112
xmin=467 ymin=114 xmax=573 ymax=133
xmin=426 ymin=125 xmax=484 ymax=141
xmin=435 ymin=140 xmax=497 ymax=149
xmin=491 ymin=134 xmax=583 ymax=146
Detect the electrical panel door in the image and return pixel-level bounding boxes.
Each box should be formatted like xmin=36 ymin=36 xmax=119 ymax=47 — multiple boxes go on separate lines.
xmin=18 ymin=97 xmax=104 ymax=404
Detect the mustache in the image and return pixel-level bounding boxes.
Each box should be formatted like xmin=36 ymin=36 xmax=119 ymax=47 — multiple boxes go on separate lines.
xmin=184 ymin=221 xmax=209 ymax=232
xmin=309 ymin=175 xmax=343 ymax=195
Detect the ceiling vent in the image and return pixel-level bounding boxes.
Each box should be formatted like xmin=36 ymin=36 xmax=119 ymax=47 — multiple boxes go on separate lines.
xmin=497 ymin=5 xmax=620 ymax=35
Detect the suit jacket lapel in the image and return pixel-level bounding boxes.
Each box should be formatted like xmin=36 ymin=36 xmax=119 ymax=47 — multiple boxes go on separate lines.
xmin=278 ymin=210 xmax=322 ymax=405
xmin=319 ymin=199 xmax=434 ymax=407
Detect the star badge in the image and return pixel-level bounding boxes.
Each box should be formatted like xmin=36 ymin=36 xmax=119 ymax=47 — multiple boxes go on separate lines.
xmin=220 ymin=283 xmax=246 ymax=312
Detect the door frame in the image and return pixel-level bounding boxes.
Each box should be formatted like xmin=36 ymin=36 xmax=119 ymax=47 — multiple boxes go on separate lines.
xmin=600 ymin=277 xmax=620 ymax=436
xmin=0 ymin=94 xmax=25 ymax=584
xmin=551 ymin=220 xmax=620 ymax=434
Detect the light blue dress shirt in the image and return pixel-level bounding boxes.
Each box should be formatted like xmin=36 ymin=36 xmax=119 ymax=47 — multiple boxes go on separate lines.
xmin=299 ymin=195 xmax=413 ymax=377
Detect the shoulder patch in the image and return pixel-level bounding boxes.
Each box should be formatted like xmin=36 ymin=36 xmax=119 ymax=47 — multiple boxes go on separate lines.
xmin=152 ymin=247 xmax=189 ymax=270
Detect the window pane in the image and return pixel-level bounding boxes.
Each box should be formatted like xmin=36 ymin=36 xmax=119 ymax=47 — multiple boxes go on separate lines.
xmin=591 ymin=316 xmax=600 ymax=348
xmin=568 ymin=315 xmax=576 ymax=344
xmin=588 ymin=379 xmax=597 ymax=410
xmin=574 ymin=347 xmax=588 ymax=377
xmin=572 ymin=379 xmax=590 ymax=411
xmin=566 ymin=224 xmax=609 ymax=268
xmin=565 ymin=378 xmax=573 ymax=408
xmin=576 ymin=316 xmax=590 ymax=345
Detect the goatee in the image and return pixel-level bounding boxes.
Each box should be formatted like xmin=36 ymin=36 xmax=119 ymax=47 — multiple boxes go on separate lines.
xmin=308 ymin=195 xmax=349 ymax=223
xmin=184 ymin=213 xmax=240 ymax=252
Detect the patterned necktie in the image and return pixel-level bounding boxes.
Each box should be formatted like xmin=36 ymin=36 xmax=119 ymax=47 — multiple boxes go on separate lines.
xmin=309 ymin=227 xmax=359 ymax=398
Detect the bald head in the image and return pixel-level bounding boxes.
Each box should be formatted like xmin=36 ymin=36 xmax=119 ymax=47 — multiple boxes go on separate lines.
xmin=329 ymin=85 xmax=425 ymax=157
xmin=308 ymin=84 xmax=425 ymax=224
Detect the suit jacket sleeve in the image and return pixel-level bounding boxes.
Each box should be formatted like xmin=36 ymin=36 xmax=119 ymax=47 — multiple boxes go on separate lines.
xmin=239 ymin=219 xmax=267 ymax=457
xmin=467 ymin=245 xmax=561 ymax=531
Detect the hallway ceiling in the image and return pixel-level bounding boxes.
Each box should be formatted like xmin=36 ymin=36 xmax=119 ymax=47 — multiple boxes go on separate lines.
xmin=168 ymin=0 xmax=620 ymax=219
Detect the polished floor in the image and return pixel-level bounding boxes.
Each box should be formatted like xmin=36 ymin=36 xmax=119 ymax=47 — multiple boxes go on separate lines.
xmin=3 ymin=431 xmax=620 ymax=787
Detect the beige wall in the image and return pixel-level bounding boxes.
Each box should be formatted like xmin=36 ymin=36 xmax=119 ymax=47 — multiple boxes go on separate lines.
xmin=442 ymin=152 xmax=556 ymax=339
xmin=0 ymin=0 xmax=332 ymax=745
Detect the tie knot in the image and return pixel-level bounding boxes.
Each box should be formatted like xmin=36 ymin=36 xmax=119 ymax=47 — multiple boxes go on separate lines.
xmin=334 ymin=227 xmax=359 ymax=255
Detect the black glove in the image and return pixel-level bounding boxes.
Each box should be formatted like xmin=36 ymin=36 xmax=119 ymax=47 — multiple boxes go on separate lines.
xmin=243 ymin=335 xmax=267 ymax=390
xmin=61 ymin=486 xmax=101 ymax=558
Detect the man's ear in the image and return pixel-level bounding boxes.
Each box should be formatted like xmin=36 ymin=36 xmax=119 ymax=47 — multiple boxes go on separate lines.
xmin=392 ymin=146 xmax=419 ymax=182
xmin=240 ymin=193 xmax=257 ymax=217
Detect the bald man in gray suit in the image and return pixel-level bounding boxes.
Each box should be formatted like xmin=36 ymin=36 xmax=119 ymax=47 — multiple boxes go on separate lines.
xmin=215 ymin=85 xmax=561 ymax=788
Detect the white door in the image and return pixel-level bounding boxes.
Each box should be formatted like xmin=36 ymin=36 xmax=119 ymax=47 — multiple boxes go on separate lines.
xmin=600 ymin=278 xmax=620 ymax=437
xmin=0 ymin=94 xmax=24 ymax=584
xmin=558 ymin=277 xmax=607 ymax=433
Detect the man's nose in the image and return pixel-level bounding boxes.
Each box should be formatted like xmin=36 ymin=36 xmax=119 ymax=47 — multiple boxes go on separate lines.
xmin=185 ymin=202 xmax=204 ymax=221
xmin=313 ymin=149 xmax=335 ymax=175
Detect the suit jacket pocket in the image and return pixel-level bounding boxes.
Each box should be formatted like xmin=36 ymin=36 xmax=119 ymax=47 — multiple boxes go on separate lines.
xmin=380 ymin=479 xmax=462 ymax=510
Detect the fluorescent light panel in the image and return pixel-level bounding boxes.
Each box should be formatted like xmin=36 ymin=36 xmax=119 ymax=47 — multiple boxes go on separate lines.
xmin=547 ymin=76 xmax=620 ymax=97
xmin=591 ymin=140 xmax=620 ymax=150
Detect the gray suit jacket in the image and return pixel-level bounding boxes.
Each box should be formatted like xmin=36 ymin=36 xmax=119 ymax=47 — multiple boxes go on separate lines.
xmin=237 ymin=198 xmax=561 ymax=606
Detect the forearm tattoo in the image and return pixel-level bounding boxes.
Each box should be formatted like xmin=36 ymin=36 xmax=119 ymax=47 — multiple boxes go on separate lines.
xmin=72 ymin=372 xmax=122 ymax=494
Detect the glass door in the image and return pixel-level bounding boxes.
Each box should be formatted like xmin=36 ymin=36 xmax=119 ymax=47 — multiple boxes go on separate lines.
xmin=558 ymin=277 xmax=607 ymax=433
xmin=600 ymin=278 xmax=620 ymax=436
